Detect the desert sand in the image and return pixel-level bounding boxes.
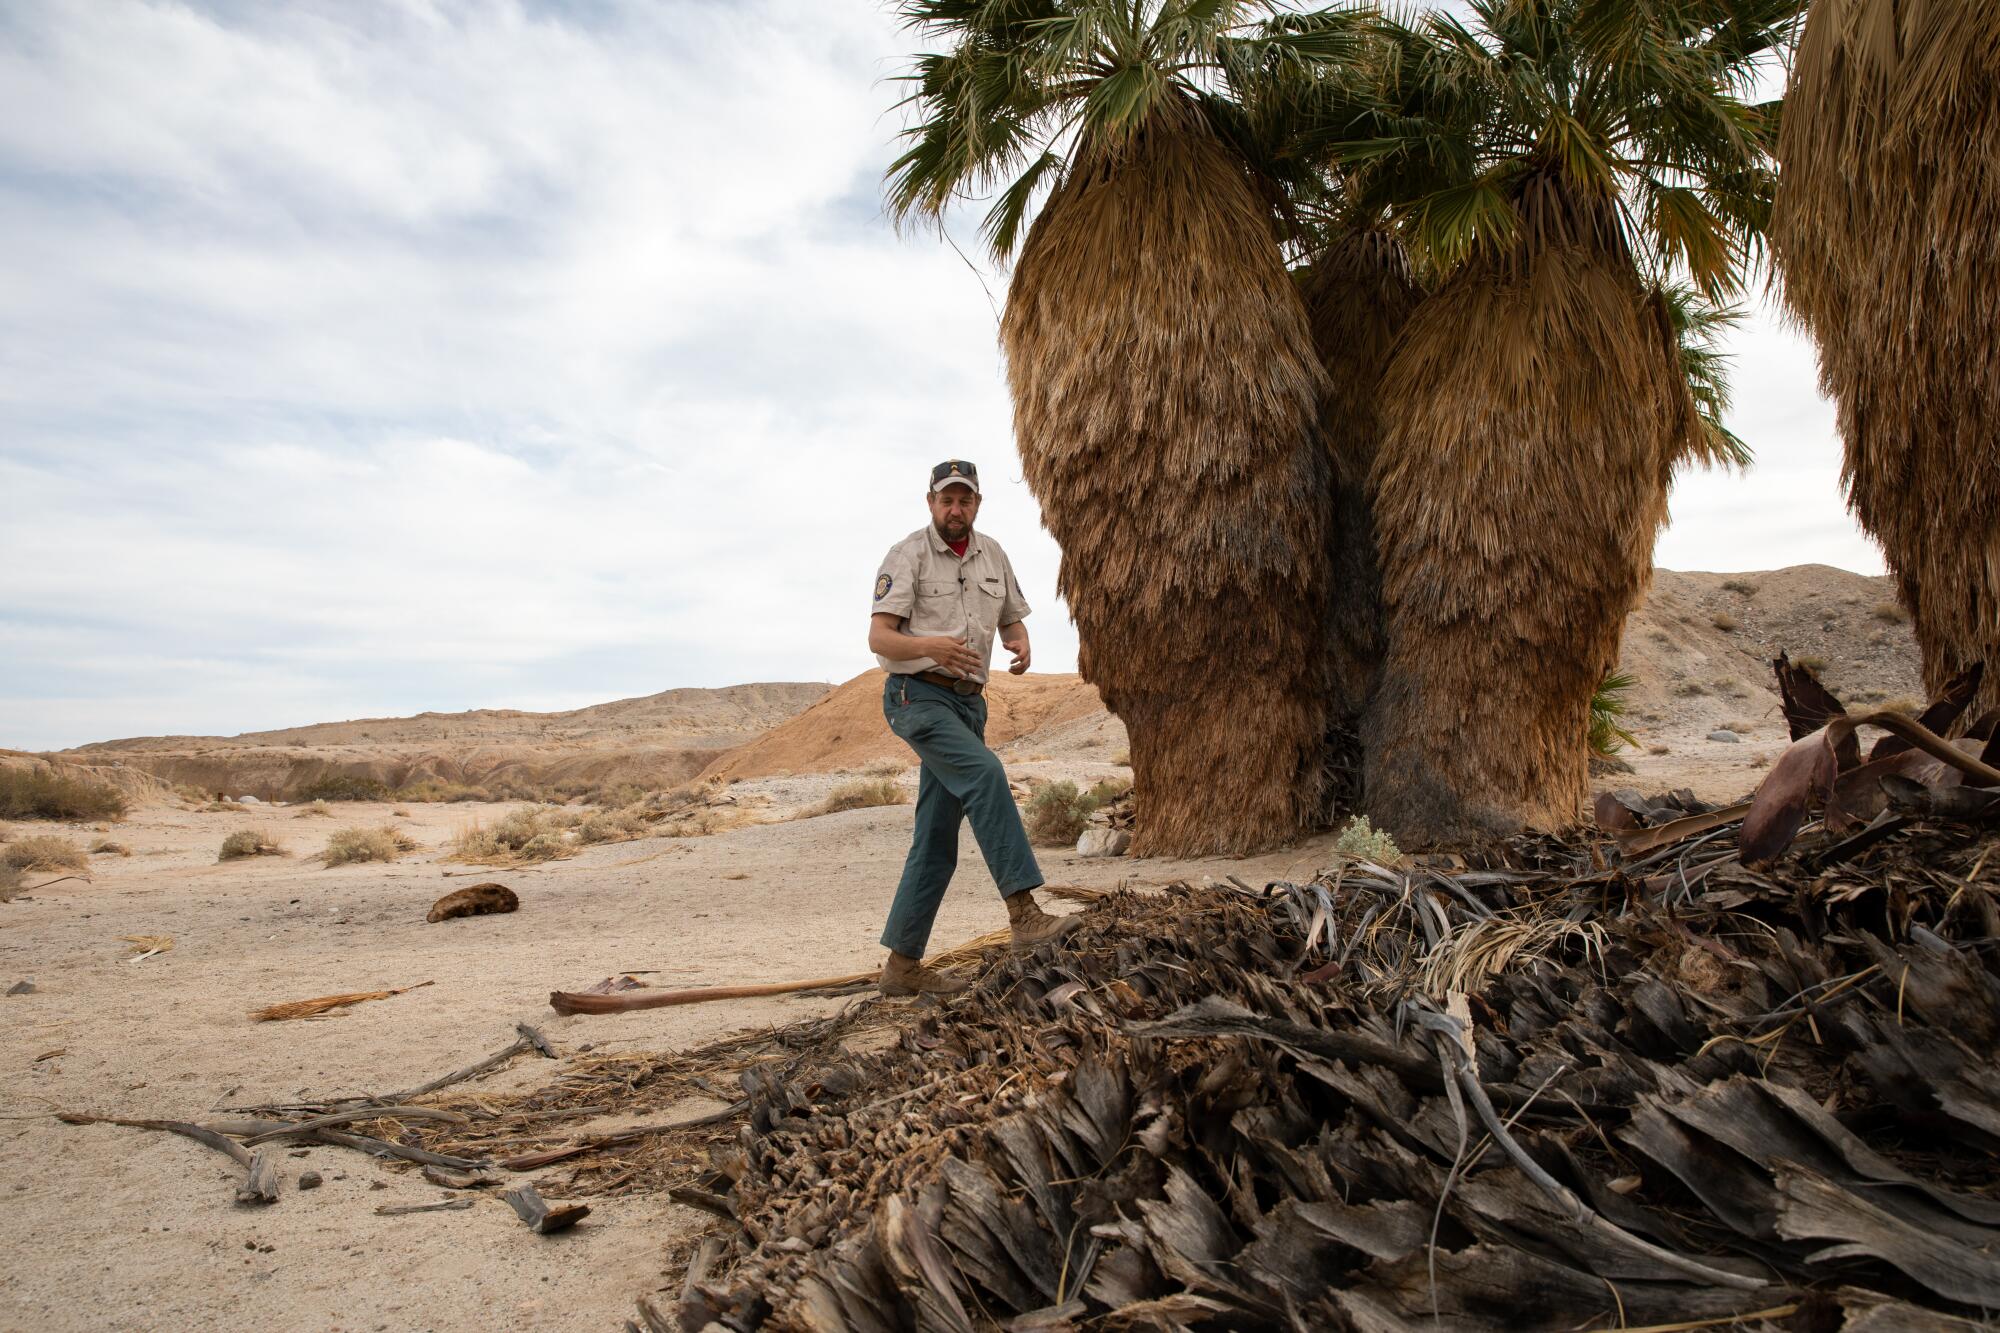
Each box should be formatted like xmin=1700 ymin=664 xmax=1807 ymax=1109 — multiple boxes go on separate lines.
xmin=0 ymin=564 xmax=1922 ymax=1331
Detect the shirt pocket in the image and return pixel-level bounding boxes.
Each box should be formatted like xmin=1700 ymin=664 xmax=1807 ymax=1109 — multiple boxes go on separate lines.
xmin=972 ymin=578 xmax=1005 ymax=628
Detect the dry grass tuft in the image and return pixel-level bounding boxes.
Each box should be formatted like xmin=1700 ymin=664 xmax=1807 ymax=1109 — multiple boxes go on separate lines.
xmin=219 ymin=829 xmax=287 ymax=861
xmin=1721 ymin=578 xmax=1758 ymax=596
xmin=577 ymin=807 xmax=650 ymax=845
xmin=322 ymin=824 xmax=418 ymax=866
xmin=1871 ymin=600 xmax=1910 ymax=624
xmin=0 ymin=767 xmax=127 ymax=821
xmin=1023 ymin=781 xmax=1097 ymax=847
xmin=1792 ymin=655 xmax=1830 ymax=678
xmin=1711 ymin=611 xmax=1739 ymax=632
xmin=813 ymin=779 xmax=907 ymax=818
xmin=294 ymin=799 xmax=333 ymax=818
xmin=1085 ymin=775 xmax=1132 ymax=806
xmin=2 ymin=835 xmax=88 ymax=873
xmin=0 ymin=865 xmax=22 ymax=901
xmin=1673 ymin=680 xmax=1709 ymax=697
xmin=1110 ymin=750 xmax=1131 ymax=768
xmin=88 ymin=838 xmax=131 ymax=857
xmin=1879 ymin=696 xmax=1924 ymax=716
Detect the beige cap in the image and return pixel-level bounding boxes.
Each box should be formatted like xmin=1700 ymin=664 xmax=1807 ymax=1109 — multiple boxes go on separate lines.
xmin=929 ymin=458 xmax=980 ymax=494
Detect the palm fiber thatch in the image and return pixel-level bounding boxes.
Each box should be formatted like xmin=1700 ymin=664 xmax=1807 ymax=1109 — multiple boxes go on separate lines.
xmin=1299 ymin=228 xmax=1422 ymax=816
xmin=1772 ymin=0 xmax=2000 ymax=716
xmin=1001 ymin=97 xmax=1333 ymax=857
xmin=1364 ymin=179 xmax=1695 ymax=845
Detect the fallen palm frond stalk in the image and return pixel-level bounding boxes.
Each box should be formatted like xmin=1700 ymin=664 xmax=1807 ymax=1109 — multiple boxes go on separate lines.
xmin=550 ymin=972 xmax=877 ymax=1016
xmin=549 ymin=924 xmax=1026 ymax=1015
xmin=59 ymin=1112 xmax=279 ymax=1204
xmin=250 ymin=979 xmax=434 ymax=1022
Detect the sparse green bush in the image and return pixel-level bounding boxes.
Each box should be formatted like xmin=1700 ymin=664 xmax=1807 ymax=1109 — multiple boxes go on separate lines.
xmin=1589 ymin=671 xmax=1638 ymax=757
xmin=1720 ymin=579 xmax=1758 ymax=596
xmin=1710 ymin=611 xmax=1738 ymax=632
xmin=1333 ymin=816 xmax=1402 ymax=865
xmin=294 ymin=774 xmax=391 ymax=803
xmin=0 ymin=767 xmax=127 ymax=821
xmin=1 ymin=835 xmax=88 ymax=873
xmin=814 ymin=779 xmax=908 ymax=817
xmin=1023 ymin=781 xmax=1096 ymax=847
xmin=322 ymin=824 xmax=417 ymax=866
xmin=88 ymin=838 xmax=131 ymax=857
xmin=219 ymin=829 xmax=286 ymax=861
xmin=1872 ymin=601 xmax=1909 ymax=624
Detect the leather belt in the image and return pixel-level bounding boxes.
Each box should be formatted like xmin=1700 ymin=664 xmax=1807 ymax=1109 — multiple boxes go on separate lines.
xmin=915 ymin=670 xmax=984 ymax=696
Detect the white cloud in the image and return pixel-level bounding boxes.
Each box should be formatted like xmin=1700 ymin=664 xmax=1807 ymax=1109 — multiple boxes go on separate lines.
xmin=0 ymin=0 xmax=1870 ymax=750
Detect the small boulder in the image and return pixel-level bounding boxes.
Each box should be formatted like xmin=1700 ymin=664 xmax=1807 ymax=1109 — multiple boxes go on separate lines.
xmin=1707 ymin=730 xmax=1741 ymax=743
xmin=236 ymin=794 xmax=262 ymax=805
xmin=298 ymin=1171 xmax=323 ymax=1190
xmin=1076 ymin=828 xmax=1131 ymax=858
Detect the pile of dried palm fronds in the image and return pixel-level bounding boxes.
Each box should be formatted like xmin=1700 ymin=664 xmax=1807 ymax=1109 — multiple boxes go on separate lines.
xmin=653 ymin=715 xmax=2000 ymax=1328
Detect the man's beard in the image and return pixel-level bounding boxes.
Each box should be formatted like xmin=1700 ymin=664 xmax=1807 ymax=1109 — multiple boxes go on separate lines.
xmin=936 ymin=517 xmax=970 ymax=541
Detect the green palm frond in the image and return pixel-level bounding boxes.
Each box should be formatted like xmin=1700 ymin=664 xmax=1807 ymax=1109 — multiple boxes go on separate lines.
xmin=1654 ymin=280 xmax=1751 ymax=467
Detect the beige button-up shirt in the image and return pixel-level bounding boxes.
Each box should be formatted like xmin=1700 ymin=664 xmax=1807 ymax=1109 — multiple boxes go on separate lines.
xmin=872 ymin=525 xmax=1032 ymax=684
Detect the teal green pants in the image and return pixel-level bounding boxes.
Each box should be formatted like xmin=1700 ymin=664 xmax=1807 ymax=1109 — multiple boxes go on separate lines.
xmin=880 ymin=673 xmax=1043 ymax=958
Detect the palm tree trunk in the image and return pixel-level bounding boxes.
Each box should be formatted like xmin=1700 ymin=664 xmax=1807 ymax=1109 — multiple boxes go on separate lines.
xmin=1299 ymin=230 xmax=1421 ymax=817
xmin=1363 ymin=183 xmax=1684 ymax=845
xmin=1773 ymin=0 xmax=2000 ymax=715
xmin=1002 ymin=102 xmax=1333 ymax=857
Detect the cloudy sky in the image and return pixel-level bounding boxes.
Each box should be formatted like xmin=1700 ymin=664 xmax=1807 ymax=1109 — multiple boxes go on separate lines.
xmin=0 ymin=1 xmax=1878 ymax=751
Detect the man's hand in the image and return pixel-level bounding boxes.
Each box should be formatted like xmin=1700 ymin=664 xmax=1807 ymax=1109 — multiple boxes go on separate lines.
xmin=1000 ymin=624 xmax=1030 ymax=675
xmin=926 ymin=636 xmax=984 ymax=677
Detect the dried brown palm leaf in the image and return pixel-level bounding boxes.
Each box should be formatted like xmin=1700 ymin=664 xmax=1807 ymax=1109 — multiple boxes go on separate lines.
xmin=250 ymin=979 xmax=434 ymax=1022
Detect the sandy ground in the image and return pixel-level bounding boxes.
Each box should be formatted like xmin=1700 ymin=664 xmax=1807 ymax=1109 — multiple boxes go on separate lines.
xmin=0 ymin=793 xmax=1360 ymax=1332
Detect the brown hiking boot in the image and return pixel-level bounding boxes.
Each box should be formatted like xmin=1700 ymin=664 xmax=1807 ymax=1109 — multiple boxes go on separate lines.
xmin=878 ymin=951 xmax=969 ymax=997
xmin=1006 ymin=889 xmax=1082 ymax=951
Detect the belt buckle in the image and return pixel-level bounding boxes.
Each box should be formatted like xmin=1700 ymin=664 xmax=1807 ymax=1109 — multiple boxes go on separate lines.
xmin=953 ymin=678 xmax=978 ymax=696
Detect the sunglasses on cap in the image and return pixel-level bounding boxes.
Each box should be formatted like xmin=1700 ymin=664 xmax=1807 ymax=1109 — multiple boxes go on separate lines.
xmin=930 ymin=459 xmax=980 ymax=492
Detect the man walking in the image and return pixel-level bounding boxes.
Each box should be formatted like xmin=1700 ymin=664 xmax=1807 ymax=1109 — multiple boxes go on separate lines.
xmin=867 ymin=459 xmax=1078 ymax=996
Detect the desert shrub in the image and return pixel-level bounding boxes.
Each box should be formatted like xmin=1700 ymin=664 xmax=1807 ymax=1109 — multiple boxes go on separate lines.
xmin=1878 ymin=696 xmax=1924 ymax=717
xmin=1721 ymin=578 xmax=1758 ymax=596
xmin=294 ymin=774 xmax=390 ymax=803
xmin=88 ymin=838 xmax=131 ymax=857
xmin=1 ymin=835 xmax=88 ymax=873
xmin=1648 ymin=744 xmax=1671 ymax=755
xmin=1112 ymin=750 xmax=1131 ymax=767
xmin=391 ymin=807 xmax=411 ymax=817
xmin=1086 ymin=775 xmax=1133 ymax=806
xmin=1589 ymin=671 xmax=1639 ymax=757
xmin=1333 ymin=816 xmax=1402 ymax=865
xmin=322 ymin=825 xmax=417 ymax=866
xmin=453 ymin=805 xmax=585 ymax=862
xmin=1710 ymin=611 xmax=1738 ymax=632
xmin=218 ymin=829 xmax=286 ymax=861
xmin=814 ymin=779 xmax=908 ymax=817
xmin=862 ymin=759 xmax=906 ymax=778
xmin=1023 ymin=781 xmax=1096 ymax=847
xmin=1792 ymin=655 xmax=1830 ymax=678
xmin=294 ymin=799 xmax=333 ymax=818
xmin=1872 ymin=600 xmax=1909 ymax=624
xmin=0 ymin=767 xmax=127 ymax=821
xmin=577 ymin=807 xmax=649 ymax=845
xmin=1672 ymin=680 xmax=1708 ymax=697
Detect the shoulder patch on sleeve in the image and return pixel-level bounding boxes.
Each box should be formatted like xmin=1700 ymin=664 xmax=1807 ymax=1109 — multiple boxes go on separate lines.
xmin=874 ymin=572 xmax=893 ymax=602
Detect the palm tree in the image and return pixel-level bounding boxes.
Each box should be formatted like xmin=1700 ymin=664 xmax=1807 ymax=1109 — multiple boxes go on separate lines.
xmin=1772 ymin=1 xmax=2000 ymax=715
xmin=885 ymin=3 xmax=1369 ymax=855
xmin=1297 ymin=0 xmax=1794 ymax=844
